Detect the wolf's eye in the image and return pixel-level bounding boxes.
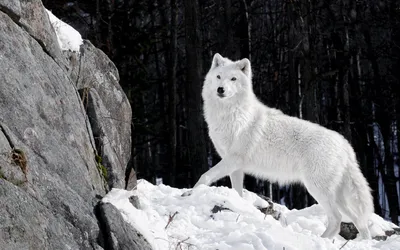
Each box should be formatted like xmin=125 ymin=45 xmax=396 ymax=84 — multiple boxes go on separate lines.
xmin=231 ymin=77 xmax=237 ymax=81
xmin=217 ymin=75 xmax=221 ymax=79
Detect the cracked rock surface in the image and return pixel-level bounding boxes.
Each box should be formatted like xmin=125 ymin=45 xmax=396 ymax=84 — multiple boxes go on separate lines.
xmin=0 ymin=1 xmax=141 ymax=249
xmin=69 ymin=40 xmax=132 ymax=190
xmin=97 ymin=203 xmax=152 ymax=250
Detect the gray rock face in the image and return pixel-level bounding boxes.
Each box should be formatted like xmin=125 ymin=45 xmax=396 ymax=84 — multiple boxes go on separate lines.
xmin=0 ymin=8 xmax=105 ymax=249
xmin=98 ymin=203 xmax=152 ymax=250
xmin=0 ymin=179 xmax=98 ymax=250
xmin=0 ymin=1 xmax=141 ymax=249
xmin=86 ymin=87 xmax=127 ymax=189
xmin=0 ymin=0 xmax=64 ymax=64
xmin=0 ymin=0 xmax=21 ymax=18
xmin=69 ymin=40 xmax=133 ymax=190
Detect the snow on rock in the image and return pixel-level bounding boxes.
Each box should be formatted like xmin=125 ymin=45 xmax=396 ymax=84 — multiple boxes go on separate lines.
xmin=45 ymin=10 xmax=82 ymax=52
xmin=102 ymin=180 xmax=400 ymax=250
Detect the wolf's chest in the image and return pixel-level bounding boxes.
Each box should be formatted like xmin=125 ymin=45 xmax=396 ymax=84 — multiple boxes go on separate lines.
xmin=208 ymin=121 xmax=243 ymax=152
xmin=205 ymin=105 xmax=252 ymax=153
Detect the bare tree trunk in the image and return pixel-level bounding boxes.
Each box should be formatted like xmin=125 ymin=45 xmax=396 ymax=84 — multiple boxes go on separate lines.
xmin=398 ymin=109 xmax=400 ymax=203
xmin=379 ymin=114 xmax=399 ymax=225
xmin=365 ymin=125 xmax=382 ymax=215
xmin=184 ymin=0 xmax=208 ymax=185
xmin=342 ymin=25 xmax=352 ymax=141
xmin=106 ymin=0 xmax=114 ymax=56
xmin=216 ymin=0 xmax=233 ymax=56
xmin=291 ymin=0 xmax=316 ymax=209
xmin=95 ymin=0 xmax=101 ymax=45
xmin=168 ymin=0 xmax=178 ymax=187
xmin=239 ymin=0 xmax=251 ymax=60
xmin=238 ymin=0 xmax=256 ymax=192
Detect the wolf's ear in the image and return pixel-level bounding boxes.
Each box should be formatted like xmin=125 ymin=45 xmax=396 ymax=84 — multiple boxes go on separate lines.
xmin=211 ymin=53 xmax=224 ymax=69
xmin=236 ymin=58 xmax=251 ymax=78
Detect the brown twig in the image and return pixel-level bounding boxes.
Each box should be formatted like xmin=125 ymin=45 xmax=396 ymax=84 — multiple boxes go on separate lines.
xmin=165 ymin=211 xmax=179 ymax=230
xmin=236 ymin=214 xmax=240 ymax=222
xmin=339 ymin=240 xmax=350 ymax=249
xmin=176 ymin=236 xmax=191 ymax=250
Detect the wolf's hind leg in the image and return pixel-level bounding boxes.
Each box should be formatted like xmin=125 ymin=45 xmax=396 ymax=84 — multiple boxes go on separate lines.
xmin=305 ymin=182 xmax=342 ymax=238
xmin=354 ymin=220 xmax=371 ymax=239
xmin=337 ymin=202 xmax=371 ymax=239
xmin=230 ymin=170 xmax=244 ymax=196
xmin=319 ymin=200 xmax=342 ymax=238
xmin=336 ymin=189 xmax=371 ymax=239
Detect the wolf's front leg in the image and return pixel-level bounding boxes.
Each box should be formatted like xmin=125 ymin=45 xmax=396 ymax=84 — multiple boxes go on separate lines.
xmin=230 ymin=170 xmax=244 ymax=196
xmin=194 ymin=157 xmax=239 ymax=188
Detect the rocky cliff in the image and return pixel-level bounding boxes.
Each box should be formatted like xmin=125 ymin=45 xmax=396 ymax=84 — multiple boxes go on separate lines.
xmin=0 ymin=0 xmax=148 ymax=249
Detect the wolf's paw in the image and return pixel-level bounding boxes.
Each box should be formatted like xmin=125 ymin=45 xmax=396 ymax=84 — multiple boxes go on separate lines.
xmin=194 ymin=175 xmax=211 ymax=187
xmin=181 ymin=190 xmax=193 ymax=197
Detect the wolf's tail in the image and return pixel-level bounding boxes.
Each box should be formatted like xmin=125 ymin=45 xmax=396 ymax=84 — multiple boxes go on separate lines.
xmin=343 ymin=145 xmax=374 ymax=223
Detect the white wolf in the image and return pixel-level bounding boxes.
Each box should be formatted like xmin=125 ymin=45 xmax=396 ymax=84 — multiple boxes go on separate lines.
xmin=194 ymin=53 xmax=373 ymax=239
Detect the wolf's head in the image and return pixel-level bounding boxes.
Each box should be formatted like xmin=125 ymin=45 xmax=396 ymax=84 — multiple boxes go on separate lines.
xmin=203 ymin=53 xmax=253 ymax=103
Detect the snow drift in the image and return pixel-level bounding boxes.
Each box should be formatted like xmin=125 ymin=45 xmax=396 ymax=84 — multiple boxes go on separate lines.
xmin=102 ymin=180 xmax=400 ymax=250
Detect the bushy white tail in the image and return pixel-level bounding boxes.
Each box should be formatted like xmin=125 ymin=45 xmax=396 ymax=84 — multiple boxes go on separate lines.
xmin=345 ymin=162 xmax=374 ymax=219
xmin=338 ymin=146 xmax=373 ymax=239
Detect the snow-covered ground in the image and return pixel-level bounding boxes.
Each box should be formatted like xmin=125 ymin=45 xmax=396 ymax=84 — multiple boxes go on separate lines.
xmin=46 ymin=9 xmax=83 ymax=52
xmin=102 ymin=180 xmax=400 ymax=250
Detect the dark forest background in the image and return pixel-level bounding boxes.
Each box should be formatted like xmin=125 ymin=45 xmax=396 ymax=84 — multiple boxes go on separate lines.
xmin=43 ymin=0 xmax=400 ymax=225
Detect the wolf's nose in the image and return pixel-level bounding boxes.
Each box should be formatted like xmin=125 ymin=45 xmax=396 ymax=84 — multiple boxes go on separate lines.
xmin=217 ymin=87 xmax=225 ymax=94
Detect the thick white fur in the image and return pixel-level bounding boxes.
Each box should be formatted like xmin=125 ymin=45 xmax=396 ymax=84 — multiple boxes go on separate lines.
xmin=195 ymin=53 xmax=374 ymax=239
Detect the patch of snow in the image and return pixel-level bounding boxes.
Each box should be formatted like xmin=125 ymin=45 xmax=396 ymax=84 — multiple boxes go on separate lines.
xmin=156 ymin=178 xmax=163 ymax=185
xmin=46 ymin=10 xmax=83 ymax=52
xmin=102 ymin=188 xmax=160 ymax=250
xmin=102 ymin=180 xmax=400 ymax=250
